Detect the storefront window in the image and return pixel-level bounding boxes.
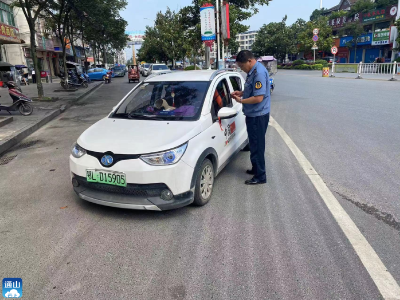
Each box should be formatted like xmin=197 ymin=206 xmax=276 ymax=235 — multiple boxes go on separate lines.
xmin=364 ymin=24 xmax=373 ymax=33
xmin=374 ymin=21 xmax=390 ymax=31
xmin=0 ymin=3 xmax=15 ymax=27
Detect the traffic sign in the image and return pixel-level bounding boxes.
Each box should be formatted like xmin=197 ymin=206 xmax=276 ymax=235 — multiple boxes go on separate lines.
xmin=331 ymin=46 xmax=338 ymax=55
xmin=312 ymin=35 xmax=319 ymax=42
xmin=311 ymin=43 xmax=318 ymax=50
xmin=313 ymin=28 xmax=319 ymax=35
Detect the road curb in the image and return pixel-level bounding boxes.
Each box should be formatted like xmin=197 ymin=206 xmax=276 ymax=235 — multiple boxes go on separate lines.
xmin=0 ymin=82 xmax=103 ymax=156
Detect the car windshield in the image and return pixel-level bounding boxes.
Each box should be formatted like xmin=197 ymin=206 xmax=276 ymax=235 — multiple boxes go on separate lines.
xmin=112 ymin=81 xmax=209 ymax=121
xmin=114 ymin=66 xmax=123 ymax=71
xmin=153 ymin=65 xmax=169 ymax=70
xmin=144 ymin=64 xmax=150 ymax=68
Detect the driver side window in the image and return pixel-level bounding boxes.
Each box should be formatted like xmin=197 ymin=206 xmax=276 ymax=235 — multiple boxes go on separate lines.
xmin=211 ymin=78 xmax=232 ymax=118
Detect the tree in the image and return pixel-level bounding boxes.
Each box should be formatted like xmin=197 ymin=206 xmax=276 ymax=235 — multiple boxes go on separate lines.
xmin=252 ymin=16 xmax=294 ymax=61
xmin=310 ymin=8 xmax=327 ymax=21
xmin=298 ymin=17 xmax=333 ymax=55
xmin=340 ymin=22 xmax=366 ymax=63
xmin=15 ymin=0 xmax=48 ymax=97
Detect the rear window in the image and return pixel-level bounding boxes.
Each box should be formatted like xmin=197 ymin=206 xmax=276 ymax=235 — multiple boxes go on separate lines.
xmin=114 ymin=66 xmax=123 ymax=71
xmin=95 ymin=68 xmax=103 ymax=72
xmin=112 ymin=81 xmax=210 ymax=121
xmin=87 ymin=69 xmax=94 ymax=73
xmin=153 ymin=65 xmax=169 ymax=70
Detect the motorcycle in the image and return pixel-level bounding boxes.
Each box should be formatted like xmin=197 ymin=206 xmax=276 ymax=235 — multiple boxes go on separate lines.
xmin=0 ymin=81 xmax=33 ymax=116
xmin=59 ymin=71 xmax=88 ymax=89
xmin=104 ymin=71 xmax=112 ymax=84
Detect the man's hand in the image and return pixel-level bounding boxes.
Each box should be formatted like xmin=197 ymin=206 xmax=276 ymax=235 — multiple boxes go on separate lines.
xmin=231 ymin=94 xmax=242 ymax=103
xmin=231 ymin=91 xmax=243 ymax=98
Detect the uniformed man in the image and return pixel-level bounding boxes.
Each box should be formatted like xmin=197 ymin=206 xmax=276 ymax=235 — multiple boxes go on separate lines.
xmin=231 ymin=50 xmax=270 ymax=185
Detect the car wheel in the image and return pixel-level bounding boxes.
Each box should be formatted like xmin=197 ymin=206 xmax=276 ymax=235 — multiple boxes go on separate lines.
xmin=193 ymin=159 xmax=214 ymax=206
xmin=102 ymin=75 xmax=106 ymax=81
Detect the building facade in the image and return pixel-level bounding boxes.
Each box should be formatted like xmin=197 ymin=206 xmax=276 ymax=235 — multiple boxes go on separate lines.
xmin=323 ymin=0 xmax=398 ymax=63
xmin=0 ymin=0 xmax=22 ymax=62
xmin=236 ymin=31 xmax=258 ymax=52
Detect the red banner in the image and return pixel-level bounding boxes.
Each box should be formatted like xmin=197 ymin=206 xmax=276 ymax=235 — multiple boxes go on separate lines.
xmin=0 ymin=23 xmax=19 ymax=43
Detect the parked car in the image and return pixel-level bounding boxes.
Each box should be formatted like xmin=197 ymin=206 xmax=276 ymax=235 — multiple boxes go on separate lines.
xmin=321 ymin=57 xmax=339 ymax=63
xmin=87 ymin=68 xmax=114 ymax=81
xmin=147 ymin=64 xmax=172 ymax=77
xmin=112 ymin=65 xmax=126 ymax=77
xmin=141 ymin=63 xmax=151 ymax=76
xmin=70 ymin=70 xmax=249 ymax=211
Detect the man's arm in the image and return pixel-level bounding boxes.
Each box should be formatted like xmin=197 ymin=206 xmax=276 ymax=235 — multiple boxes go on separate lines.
xmin=232 ymin=94 xmax=263 ymax=104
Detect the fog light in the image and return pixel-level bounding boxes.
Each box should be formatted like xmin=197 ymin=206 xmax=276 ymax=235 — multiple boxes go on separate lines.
xmin=72 ymin=178 xmax=79 ymax=187
xmin=161 ymin=189 xmax=173 ymax=201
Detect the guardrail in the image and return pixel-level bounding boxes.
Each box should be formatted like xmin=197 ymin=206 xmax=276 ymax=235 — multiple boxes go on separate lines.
xmin=332 ymin=61 xmax=399 ymax=81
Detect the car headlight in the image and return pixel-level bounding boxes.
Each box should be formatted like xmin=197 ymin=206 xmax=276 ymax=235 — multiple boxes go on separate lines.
xmin=140 ymin=143 xmax=188 ymax=166
xmin=71 ymin=143 xmax=87 ymax=158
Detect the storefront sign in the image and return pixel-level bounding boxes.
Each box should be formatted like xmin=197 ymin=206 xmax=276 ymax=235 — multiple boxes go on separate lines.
xmin=340 ymin=33 xmax=372 ymax=47
xmin=329 ymin=14 xmax=361 ymax=29
xmin=200 ymin=4 xmax=216 ymax=41
xmin=0 ymin=23 xmax=19 ymax=43
xmin=362 ymin=5 xmax=398 ymax=23
xmin=372 ymin=30 xmax=390 ymax=46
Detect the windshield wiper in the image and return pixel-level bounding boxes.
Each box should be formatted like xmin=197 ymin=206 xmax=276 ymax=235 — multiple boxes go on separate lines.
xmin=128 ymin=112 xmax=163 ymax=120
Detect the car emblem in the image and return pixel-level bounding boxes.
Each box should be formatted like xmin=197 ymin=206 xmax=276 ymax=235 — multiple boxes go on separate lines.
xmin=101 ymin=155 xmax=113 ymax=166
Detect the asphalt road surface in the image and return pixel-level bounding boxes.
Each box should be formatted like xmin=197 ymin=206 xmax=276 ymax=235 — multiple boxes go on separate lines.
xmin=0 ymin=73 xmax=399 ymax=299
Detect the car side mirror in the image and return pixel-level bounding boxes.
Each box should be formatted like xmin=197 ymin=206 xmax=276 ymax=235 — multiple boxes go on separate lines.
xmin=217 ymin=107 xmax=238 ymax=120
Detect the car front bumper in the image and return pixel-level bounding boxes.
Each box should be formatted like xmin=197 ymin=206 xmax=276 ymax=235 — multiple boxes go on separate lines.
xmin=70 ymin=154 xmax=195 ymax=211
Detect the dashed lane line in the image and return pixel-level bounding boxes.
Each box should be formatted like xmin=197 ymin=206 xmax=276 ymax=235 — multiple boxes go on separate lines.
xmin=269 ymin=116 xmax=400 ymax=300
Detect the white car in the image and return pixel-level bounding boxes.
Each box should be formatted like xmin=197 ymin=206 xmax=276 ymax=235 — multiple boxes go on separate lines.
xmin=147 ymin=64 xmax=172 ymax=77
xmin=141 ymin=63 xmax=151 ymax=76
xmin=70 ymin=70 xmax=248 ymax=211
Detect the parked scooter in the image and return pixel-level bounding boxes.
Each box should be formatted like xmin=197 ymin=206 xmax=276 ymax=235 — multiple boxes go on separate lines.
xmin=82 ymin=72 xmax=91 ymax=83
xmin=68 ymin=70 xmax=88 ymax=88
xmin=0 ymin=81 xmax=33 ymax=116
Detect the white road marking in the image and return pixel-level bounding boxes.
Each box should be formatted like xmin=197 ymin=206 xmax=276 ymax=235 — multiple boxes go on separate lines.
xmin=269 ymin=116 xmax=400 ymax=300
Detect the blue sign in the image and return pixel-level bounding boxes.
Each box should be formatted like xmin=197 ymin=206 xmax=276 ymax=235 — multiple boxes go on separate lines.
xmin=340 ymin=33 xmax=372 ymax=47
xmin=313 ymin=35 xmax=319 ymax=42
xmin=3 ymin=278 xmax=22 ymax=298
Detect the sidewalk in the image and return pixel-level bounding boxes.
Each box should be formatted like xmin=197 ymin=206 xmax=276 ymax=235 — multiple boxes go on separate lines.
xmin=0 ymin=81 xmax=103 ymax=156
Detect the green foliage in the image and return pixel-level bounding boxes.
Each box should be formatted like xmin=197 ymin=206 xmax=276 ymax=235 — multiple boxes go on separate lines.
xmin=394 ymin=57 xmax=400 ymax=62
xmin=252 ymin=15 xmax=297 ymax=61
xmin=315 ymin=59 xmax=328 ymax=66
xmin=313 ymin=64 xmax=324 ymax=70
xmin=298 ymin=17 xmax=333 ymax=53
xmin=329 ymin=11 xmax=347 ymax=20
xmin=348 ymin=0 xmax=375 ymax=16
xmin=184 ymin=65 xmax=201 ymax=70
xmin=292 ymin=59 xmax=304 ymax=66
xmin=310 ymin=8 xmax=327 ymax=21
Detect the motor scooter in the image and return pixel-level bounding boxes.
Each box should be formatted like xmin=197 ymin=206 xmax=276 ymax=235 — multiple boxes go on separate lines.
xmin=104 ymin=71 xmax=112 ymax=84
xmin=269 ymin=72 xmax=275 ymax=94
xmin=68 ymin=70 xmax=88 ymax=88
xmin=0 ymin=81 xmax=33 ymax=116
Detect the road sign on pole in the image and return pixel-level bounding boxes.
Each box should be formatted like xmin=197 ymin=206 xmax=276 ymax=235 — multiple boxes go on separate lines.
xmin=313 ymin=35 xmax=319 ymax=42
xmin=313 ymin=28 xmax=319 ymax=35
xmin=331 ymin=46 xmax=338 ymax=55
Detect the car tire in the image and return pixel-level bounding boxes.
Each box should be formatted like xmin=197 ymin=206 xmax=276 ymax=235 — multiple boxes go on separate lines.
xmin=193 ymin=159 xmax=214 ymax=206
xmin=102 ymin=75 xmax=106 ymax=81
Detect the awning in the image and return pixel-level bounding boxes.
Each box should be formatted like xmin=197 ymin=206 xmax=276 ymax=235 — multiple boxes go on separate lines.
xmin=257 ymin=56 xmax=277 ymax=62
xmin=66 ymin=61 xmax=81 ymax=66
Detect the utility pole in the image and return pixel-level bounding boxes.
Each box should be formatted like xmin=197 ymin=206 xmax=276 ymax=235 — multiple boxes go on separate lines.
xmin=390 ymin=0 xmax=400 ymax=61
xmin=320 ymin=0 xmax=323 ymax=9
xmin=216 ymin=0 xmax=221 ymax=70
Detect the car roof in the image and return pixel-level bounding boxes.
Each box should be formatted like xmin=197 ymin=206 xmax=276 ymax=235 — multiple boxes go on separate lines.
xmin=145 ymin=70 xmax=241 ymax=82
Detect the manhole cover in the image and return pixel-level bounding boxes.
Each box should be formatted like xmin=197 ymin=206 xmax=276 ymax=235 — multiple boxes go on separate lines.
xmin=0 ymin=155 xmax=17 ymax=165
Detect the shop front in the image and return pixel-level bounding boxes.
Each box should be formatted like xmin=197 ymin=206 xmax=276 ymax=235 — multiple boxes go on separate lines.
xmin=0 ymin=22 xmax=21 ymax=60
xmin=340 ymin=33 xmax=372 ymax=63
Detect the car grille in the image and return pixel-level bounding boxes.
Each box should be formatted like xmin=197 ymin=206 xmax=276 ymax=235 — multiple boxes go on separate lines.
xmin=74 ymin=175 xmax=168 ymax=197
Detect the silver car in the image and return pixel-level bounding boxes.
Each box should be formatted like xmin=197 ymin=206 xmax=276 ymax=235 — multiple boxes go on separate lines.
xmin=141 ymin=63 xmax=151 ymax=76
xmin=147 ymin=64 xmax=171 ymax=77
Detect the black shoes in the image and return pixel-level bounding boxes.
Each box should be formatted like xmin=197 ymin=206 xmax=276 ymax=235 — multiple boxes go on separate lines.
xmin=245 ymin=178 xmax=267 ymax=185
xmin=246 ymin=169 xmax=255 ymax=175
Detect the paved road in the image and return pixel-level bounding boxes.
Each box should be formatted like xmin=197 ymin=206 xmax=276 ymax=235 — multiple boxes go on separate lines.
xmin=0 ymin=73 xmax=398 ymax=299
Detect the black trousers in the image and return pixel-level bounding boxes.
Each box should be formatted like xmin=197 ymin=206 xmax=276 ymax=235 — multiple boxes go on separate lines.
xmin=245 ymin=113 xmax=270 ymax=181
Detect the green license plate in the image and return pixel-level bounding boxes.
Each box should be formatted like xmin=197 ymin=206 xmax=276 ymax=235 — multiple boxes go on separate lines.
xmin=86 ymin=169 xmax=127 ymax=187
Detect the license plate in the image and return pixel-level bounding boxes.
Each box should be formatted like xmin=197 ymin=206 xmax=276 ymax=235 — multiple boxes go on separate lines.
xmin=86 ymin=169 xmax=127 ymax=187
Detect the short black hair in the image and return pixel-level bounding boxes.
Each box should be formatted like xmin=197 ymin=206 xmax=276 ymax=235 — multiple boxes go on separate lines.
xmin=236 ymin=50 xmax=255 ymax=63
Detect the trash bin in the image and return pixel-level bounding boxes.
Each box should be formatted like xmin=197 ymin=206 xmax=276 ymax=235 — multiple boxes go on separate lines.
xmin=322 ymin=67 xmax=329 ymax=77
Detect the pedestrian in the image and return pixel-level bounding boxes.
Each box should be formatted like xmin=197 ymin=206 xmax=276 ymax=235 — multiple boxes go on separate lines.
xmin=231 ymin=50 xmax=270 ymax=185
xmin=32 ymin=68 xmax=36 ymax=83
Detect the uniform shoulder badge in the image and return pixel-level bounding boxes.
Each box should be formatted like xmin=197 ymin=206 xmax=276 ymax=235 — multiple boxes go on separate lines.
xmin=255 ymin=81 xmax=262 ymax=89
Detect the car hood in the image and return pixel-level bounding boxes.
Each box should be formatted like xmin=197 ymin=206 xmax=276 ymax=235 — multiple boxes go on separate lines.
xmin=78 ymin=117 xmax=202 ymax=154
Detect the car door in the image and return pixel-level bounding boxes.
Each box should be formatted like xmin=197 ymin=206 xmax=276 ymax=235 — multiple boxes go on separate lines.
xmin=228 ymin=75 xmax=247 ymax=149
xmin=206 ymin=76 xmax=239 ymax=169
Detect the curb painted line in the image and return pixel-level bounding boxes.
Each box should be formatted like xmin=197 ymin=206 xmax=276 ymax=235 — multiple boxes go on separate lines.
xmin=0 ymin=82 xmax=103 ymax=156
xmin=269 ymin=116 xmax=400 ymax=300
